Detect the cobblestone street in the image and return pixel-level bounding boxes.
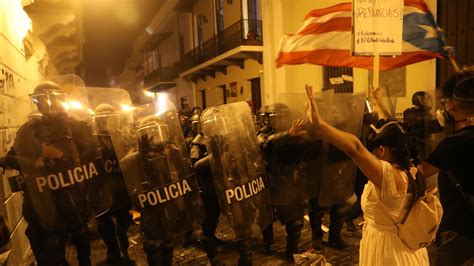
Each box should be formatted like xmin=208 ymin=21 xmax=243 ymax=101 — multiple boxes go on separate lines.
xmin=55 ymin=213 xmax=363 ymax=266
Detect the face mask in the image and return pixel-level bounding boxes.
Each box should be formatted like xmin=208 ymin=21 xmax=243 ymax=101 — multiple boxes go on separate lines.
xmin=436 ymin=109 xmax=452 ymax=128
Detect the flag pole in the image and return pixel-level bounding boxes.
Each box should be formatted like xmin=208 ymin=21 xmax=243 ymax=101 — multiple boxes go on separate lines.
xmin=448 ymin=56 xmax=460 ymax=72
xmin=372 ymin=54 xmax=380 ymax=90
xmin=371 ymin=54 xmax=390 ymax=119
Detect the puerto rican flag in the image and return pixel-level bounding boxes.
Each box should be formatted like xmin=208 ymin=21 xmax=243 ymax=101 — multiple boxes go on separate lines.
xmin=276 ymin=0 xmax=448 ymax=71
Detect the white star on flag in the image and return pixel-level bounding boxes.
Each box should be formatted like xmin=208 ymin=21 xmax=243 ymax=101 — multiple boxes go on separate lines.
xmin=418 ymin=25 xmax=438 ymax=39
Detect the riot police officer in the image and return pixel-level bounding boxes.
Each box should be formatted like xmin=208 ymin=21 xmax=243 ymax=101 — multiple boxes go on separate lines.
xmin=403 ymin=91 xmax=443 ymax=164
xmin=190 ymin=111 xmax=225 ymax=265
xmin=1 ymin=81 xmax=99 ymax=265
xmin=93 ymin=104 xmax=133 ymax=264
xmin=186 ymin=107 xmax=202 ymax=146
xmin=259 ymin=103 xmax=322 ymax=260
xmin=200 ymin=102 xmax=273 ymax=266
xmin=118 ymin=112 xmax=203 ymax=266
xmin=255 ymin=105 xmax=269 ymax=132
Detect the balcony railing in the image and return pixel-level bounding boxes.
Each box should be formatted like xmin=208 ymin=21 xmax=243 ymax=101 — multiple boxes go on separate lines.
xmin=179 ymin=19 xmax=263 ymax=73
xmin=144 ymin=66 xmax=178 ymax=86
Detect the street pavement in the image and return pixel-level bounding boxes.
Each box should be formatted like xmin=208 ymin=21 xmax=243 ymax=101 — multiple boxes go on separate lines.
xmin=60 ymin=212 xmax=363 ymax=266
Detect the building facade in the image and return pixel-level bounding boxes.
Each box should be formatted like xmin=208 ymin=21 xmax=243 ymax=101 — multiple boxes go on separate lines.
xmin=118 ymin=0 xmax=470 ymax=119
xmin=118 ymin=0 xmax=264 ymax=113
xmin=0 ymin=0 xmax=83 ymax=263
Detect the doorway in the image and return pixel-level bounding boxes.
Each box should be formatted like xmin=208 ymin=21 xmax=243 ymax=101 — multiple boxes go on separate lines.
xmin=250 ymin=77 xmax=261 ymax=113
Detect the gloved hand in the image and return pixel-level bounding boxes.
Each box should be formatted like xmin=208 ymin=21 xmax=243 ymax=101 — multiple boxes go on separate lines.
xmin=138 ymin=134 xmax=152 ymax=155
xmin=41 ymin=143 xmax=65 ymax=159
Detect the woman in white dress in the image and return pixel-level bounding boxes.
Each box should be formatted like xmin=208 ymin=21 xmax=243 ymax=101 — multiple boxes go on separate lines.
xmin=305 ymin=86 xmax=429 ymax=266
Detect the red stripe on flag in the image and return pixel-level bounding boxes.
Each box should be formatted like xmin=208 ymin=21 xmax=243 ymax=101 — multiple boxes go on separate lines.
xmin=404 ymin=0 xmax=430 ymax=12
xmin=276 ymin=50 xmax=443 ymax=71
xmin=303 ymin=1 xmax=430 ymax=20
xmin=298 ymin=17 xmax=352 ymax=35
xmin=304 ymin=3 xmax=352 ymax=20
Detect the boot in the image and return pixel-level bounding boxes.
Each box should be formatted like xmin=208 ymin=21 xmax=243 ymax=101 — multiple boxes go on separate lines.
xmin=202 ymin=235 xmax=218 ymax=260
xmin=105 ymin=249 xmax=122 ymax=264
xmin=327 ymin=204 xmax=348 ymax=250
xmin=345 ymin=219 xmax=358 ymax=232
xmin=97 ymin=216 xmax=122 ymax=264
xmin=308 ymin=201 xmax=324 ymax=250
xmin=237 ymin=239 xmax=253 ymax=266
xmin=327 ymin=236 xmax=348 ymax=250
xmin=261 ymin=225 xmax=274 ymax=253
xmin=285 ymin=220 xmax=303 ymax=260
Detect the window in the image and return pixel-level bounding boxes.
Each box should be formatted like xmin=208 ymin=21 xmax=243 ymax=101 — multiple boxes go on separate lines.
xmin=323 ymin=67 xmax=353 ymax=93
xmin=143 ymin=50 xmax=160 ymax=76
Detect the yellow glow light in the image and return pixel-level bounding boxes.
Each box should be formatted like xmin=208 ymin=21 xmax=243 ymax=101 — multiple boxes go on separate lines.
xmin=155 ymin=93 xmax=169 ymax=116
xmin=61 ymin=102 xmax=71 ymax=110
xmin=69 ymin=101 xmax=83 ymax=109
xmin=120 ymin=104 xmax=135 ymax=112
xmin=144 ymin=91 xmax=155 ymax=98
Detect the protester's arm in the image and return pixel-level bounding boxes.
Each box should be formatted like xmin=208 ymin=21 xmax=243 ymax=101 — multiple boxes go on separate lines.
xmin=420 ymin=161 xmax=440 ymax=178
xmin=305 ymin=85 xmax=384 ymax=188
xmin=372 ymin=87 xmax=391 ymax=120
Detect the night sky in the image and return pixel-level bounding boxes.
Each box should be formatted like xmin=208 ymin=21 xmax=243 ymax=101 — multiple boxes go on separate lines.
xmin=81 ymin=0 xmax=162 ymax=87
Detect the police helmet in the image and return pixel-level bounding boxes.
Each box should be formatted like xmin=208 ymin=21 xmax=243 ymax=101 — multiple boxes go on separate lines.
xmin=94 ymin=103 xmax=116 ymax=116
xmin=412 ymin=91 xmax=432 ymax=110
xmin=31 ymin=81 xmax=68 ymax=116
xmin=267 ymin=103 xmax=291 ymax=132
xmin=136 ymin=115 xmax=170 ymax=147
xmin=190 ymin=112 xmax=202 ymax=134
xmin=93 ymin=103 xmax=118 ymax=133
xmin=192 ymin=106 xmax=202 ymax=116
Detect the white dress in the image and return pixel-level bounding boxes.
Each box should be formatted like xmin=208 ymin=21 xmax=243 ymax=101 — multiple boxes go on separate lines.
xmin=359 ymin=161 xmax=429 ymax=266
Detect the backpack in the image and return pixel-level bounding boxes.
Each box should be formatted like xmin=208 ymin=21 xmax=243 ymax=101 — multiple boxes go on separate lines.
xmin=396 ymin=187 xmax=443 ymax=250
xmin=382 ymin=169 xmax=444 ymax=251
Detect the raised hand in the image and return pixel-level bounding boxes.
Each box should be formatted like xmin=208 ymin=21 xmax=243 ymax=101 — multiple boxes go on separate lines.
xmin=288 ymin=119 xmax=307 ymax=138
xmin=305 ymin=84 xmax=322 ymax=126
xmin=138 ymin=134 xmax=152 ymax=155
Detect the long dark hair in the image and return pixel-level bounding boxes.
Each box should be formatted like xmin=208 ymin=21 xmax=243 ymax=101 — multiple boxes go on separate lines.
xmin=366 ymin=120 xmax=425 ymax=206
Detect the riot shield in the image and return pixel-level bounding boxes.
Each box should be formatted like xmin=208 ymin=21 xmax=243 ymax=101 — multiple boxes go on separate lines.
xmin=110 ymin=100 xmax=204 ymax=241
xmin=201 ymin=102 xmax=273 ymax=238
xmin=264 ymin=94 xmax=323 ymax=204
xmin=423 ymin=90 xmax=444 ymax=160
xmin=51 ymin=74 xmax=92 ymax=121
xmin=12 ymin=80 xmax=109 ymax=231
xmin=87 ymin=87 xmax=134 ymax=213
xmin=313 ymin=90 xmax=365 ymax=207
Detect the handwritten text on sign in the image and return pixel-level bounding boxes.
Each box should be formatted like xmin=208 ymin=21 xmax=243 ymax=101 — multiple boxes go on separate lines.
xmin=353 ymin=0 xmax=404 ymax=55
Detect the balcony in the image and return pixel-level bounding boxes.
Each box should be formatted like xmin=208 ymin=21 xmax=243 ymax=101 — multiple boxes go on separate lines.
xmin=179 ymin=19 xmax=263 ymax=81
xmin=144 ymin=66 xmax=178 ymax=92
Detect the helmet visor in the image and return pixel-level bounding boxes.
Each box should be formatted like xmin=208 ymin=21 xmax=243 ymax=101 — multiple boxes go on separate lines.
xmin=31 ymin=91 xmax=68 ymax=116
xmin=137 ymin=123 xmax=170 ymax=145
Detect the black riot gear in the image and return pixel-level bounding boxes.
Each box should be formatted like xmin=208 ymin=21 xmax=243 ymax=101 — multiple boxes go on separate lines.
xmin=412 ymin=91 xmax=433 ymax=111
xmin=404 ymin=91 xmax=443 ymax=164
xmin=190 ymin=107 xmax=203 ymax=134
xmin=91 ymin=100 xmax=133 ymax=264
xmin=3 ymin=79 xmax=112 ymax=265
xmin=259 ymin=109 xmax=322 ymax=258
xmin=201 ymin=102 xmax=273 ymax=264
xmin=111 ymin=101 xmax=204 ymax=265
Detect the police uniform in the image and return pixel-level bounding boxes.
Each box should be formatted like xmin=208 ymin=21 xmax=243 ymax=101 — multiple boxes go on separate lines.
xmin=259 ymin=129 xmax=319 ymax=258
xmin=8 ymin=113 xmax=96 ymax=266
xmin=95 ymin=133 xmax=132 ymax=263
